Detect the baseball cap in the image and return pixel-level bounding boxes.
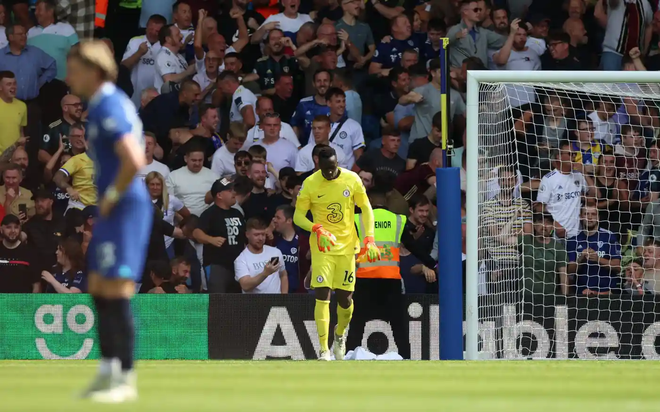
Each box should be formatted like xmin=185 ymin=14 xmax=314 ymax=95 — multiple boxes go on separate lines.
xmin=82 ymin=205 xmax=98 ymax=219
xmin=211 ymin=178 xmax=234 ymax=197
xmin=31 ymin=188 xmax=54 ymax=201
xmin=1 ymin=214 xmax=20 ymax=226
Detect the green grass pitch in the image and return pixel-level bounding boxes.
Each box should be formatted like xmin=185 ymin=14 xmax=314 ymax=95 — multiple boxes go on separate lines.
xmin=1 ymin=360 xmax=659 ymax=411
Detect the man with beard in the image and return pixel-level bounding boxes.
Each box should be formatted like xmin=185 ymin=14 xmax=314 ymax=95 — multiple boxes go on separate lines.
xmin=22 ymin=188 xmax=64 ymax=272
xmin=491 ymin=19 xmax=542 ymax=71
xmin=8 ymin=147 xmax=37 ymax=192
xmin=155 ymin=23 xmax=197 ymax=93
xmin=216 ymin=0 xmax=265 ymax=73
xmin=193 ymin=178 xmax=246 ymax=293
xmin=242 ymin=160 xmax=272 ymax=221
xmin=567 ymin=205 xmax=622 ymax=296
xmin=291 ymin=69 xmax=332 ymax=146
xmin=39 ymin=94 xmax=83 ymax=164
xmin=490 ymin=7 xmax=509 ymax=36
xmin=211 ymin=122 xmax=248 ymax=177
xmin=0 ymin=214 xmax=39 ymax=293
xmin=247 ymin=28 xmax=301 ymax=95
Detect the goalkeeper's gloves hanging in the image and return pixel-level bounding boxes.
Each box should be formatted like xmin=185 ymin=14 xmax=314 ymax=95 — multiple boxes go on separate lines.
xmin=358 ymin=236 xmax=381 ymax=263
xmin=312 ymin=224 xmax=336 ymax=253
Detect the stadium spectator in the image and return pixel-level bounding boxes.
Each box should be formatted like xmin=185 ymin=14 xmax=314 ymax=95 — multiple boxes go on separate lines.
xmin=232 ymin=174 xmax=254 ymax=216
xmin=194 ymin=178 xmax=246 ymax=293
xmin=271 ymin=73 xmax=297 ymax=123
xmin=407 ymin=112 xmax=443 ymax=170
xmin=0 ymin=164 xmax=34 ymax=221
xmin=211 ymin=123 xmax=248 ymax=178
xmin=54 ymin=148 xmax=96 ymax=212
xmin=335 ymin=0 xmax=375 ymax=72
xmin=166 ymin=144 xmax=218 ymax=217
xmin=41 ymin=237 xmax=87 ymax=294
xmin=642 ymin=238 xmax=660 ymax=294
xmin=43 ymin=122 xmax=87 ymax=174
xmin=567 ymin=205 xmax=622 ymax=296
xmin=296 ymin=116 xmax=348 ymax=172
xmin=358 ymin=169 xmax=374 ymax=191
xmin=250 ymin=28 xmax=300 ymax=94
xmin=536 ymin=141 xmax=595 ymax=239
xmin=446 ymin=0 xmax=505 ymax=68
xmin=242 ymin=160 xmax=273 ymax=221
xmin=369 ymin=14 xmax=420 ymax=76
xmin=401 ymin=195 xmax=437 ymax=269
xmin=28 ymin=0 xmax=79 ymax=81
xmin=0 ymin=4 xmax=6 ymax=48
xmin=595 ymin=151 xmax=623 ymax=236
xmin=145 ymin=260 xmax=179 ymax=294
xmin=169 ymin=257 xmax=192 ymax=293
xmin=0 ymin=214 xmax=38 ymax=293
xmin=121 ymin=14 xmax=167 ymax=106
xmin=354 ymin=126 xmax=405 ymax=178
xmin=217 ymin=0 xmax=264 ymax=73
xmin=154 ymin=24 xmax=196 ymax=93
xmin=489 ymin=7 xmax=509 ymax=36
xmin=217 ymin=70 xmax=257 ymax=128
xmin=322 ymin=87 xmax=365 ymax=169
xmin=395 ymin=147 xmax=443 ymax=202
xmin=268 ymin=168 xmax=298 ymax=210
xmin=291 ymin=69 xmax=332 ymax=144
xmin=245 ymin=113 xmax=298 ymax=173
xmin=193 ymin=50 xmax=221 ymax=104
xmin=491 ymin=19 xmax=542 ymax=72
xmin=0 ymin=71 xmax=27 ymax=155
xmin=235 ymin=217 xmax=288 ymax=294
xmin=22 ymin=188 xmax=63 ymax=271
xmin=146 ymin=171 xmax=191 ymax=257
xmin=588 ymin=101 xmax=618 ymax=147
xmin=272 ymin=204 xmax=300 ymax=293
xmin=9 ymin=147 xmax=38 ymax=192
xmin=140 ymin=87 xmax=159 ymax=111
xmin=572 ymin=118 xmax=602 ymax=176
xmin=137 ymin=133 xmax=170 ymax=181
xmin=255 ymin=0 xmax=313 ymax=41
xmin=332 ymin=70 xmax=362 ymax=125
xmin=373 ymin=67 xmax=410 ymax=131
xmin=541 ymin=31 xmax=582 ymax=71
xmin=223 ymin=53 xmax=260 ymax=95
xmin=38 ymin=95 xmax=84 ymax=164
xmin=246 ymin=96 xmax=300 ymax=147
xmin=521 ymin=212 xmax=569 ymax=296
xmin=563 ymin=17 xmax=591 ymax=68
xmin=622 ymin=258 xmax=650 ymax=295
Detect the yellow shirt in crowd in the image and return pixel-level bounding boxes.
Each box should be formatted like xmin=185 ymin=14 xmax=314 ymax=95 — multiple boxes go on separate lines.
xmin=0 ymin=98 xmax=27 ymax=153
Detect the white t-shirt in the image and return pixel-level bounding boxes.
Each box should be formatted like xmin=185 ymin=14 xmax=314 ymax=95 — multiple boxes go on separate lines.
xmin=211 ymin=145 xmax=237 ymax=177
xmin=155 ymin=47 xmax=188 ymax=92
xmin=246 ymin=122 xmax=300 ymax=148
xmin=230 ymin=85 xmax=258 ymax=123
xmin=309 ymin=118 xmax=365 ymax=169
xmin=536 ymin=169 xmax=587 ymax=238
xmin=259 ymin=13 xmax=313 ymax=36
xmin=176 ymin=24 xmax=195 ymax=45
xmin=234 ymin=245 xmax=285 ymax=294
xmin=154 ymin=194 xmax=185 ymax=248
xmin=122 ymin=35 xmax=162 ymax=105
xmin=588 ymin=110 xmax=618 ymax=146
xmin=192 ymin=69 xmax=217 ymax=104
xmin=488 ymin=47 xmax=540 ymax=108
xmin=137 ymin=159 xmax=170 ymax=181
xmin=247 ymin=138 xmax=298 ymax=173
xmin=0 ymin=27 xmax=7 ymax=49
xmin=295 ymin=140 xmax=348 ymax=172
xmin=165 ymin=166 xmax=219 ymax=217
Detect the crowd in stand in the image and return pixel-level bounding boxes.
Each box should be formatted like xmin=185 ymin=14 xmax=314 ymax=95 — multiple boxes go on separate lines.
xmin=0 ymin=0 xmax=659 ymax=299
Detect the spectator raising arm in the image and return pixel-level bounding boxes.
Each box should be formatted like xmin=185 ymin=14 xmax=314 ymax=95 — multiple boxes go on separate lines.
xmin=370 ymin=0 xmax=404 ymax=20
xmin=250 ymin=21 xmax=279 ymax=45
xmin=229 ymin=8 xmax=250 ymax=54
xmin=194 ymin=9 xmax=208 ymax=61
xmin=492 ymin=19 xmax=520 ymax=66
xmin=121 ymin=39 xmax=149 ymax=70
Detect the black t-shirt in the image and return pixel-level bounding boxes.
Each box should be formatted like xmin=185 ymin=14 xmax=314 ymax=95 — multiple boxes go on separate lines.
xmin=41 ymin=118 xmax=73 ymax=155
xmin=541 ymin=49 xmax=584 ymax=71
xmin=198 ymin=204 xmax=246 ymax=268
xmin=23 ymin=216 xmax=65 ymax=271
xmin=373 ymin=90 xmax=398 ymax=123
xmin=242 ymin=191 xmax=274 ymax=222
xmin=271 ymin=94 xmax=297 ymax=124
xmin=254 ymin=55 xmax=301 ymax=92
xmin=356 ymin=149 xmax=406 ymax=178
xmin=317 ymin=5 xmax=343 ymax=22
xmin=216 ymin=9 xmax=265 ymax=73
xmin=408 ymin=137 xmax=440 ymax=165
xmin=0 ymin=242 xmax=39 ymax=293
xmin=268 ymin=192 xmax=293 ymax=212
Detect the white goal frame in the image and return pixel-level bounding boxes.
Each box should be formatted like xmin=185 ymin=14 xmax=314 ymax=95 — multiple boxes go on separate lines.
xmin=464 ymin=70 xmax=660 ymax=361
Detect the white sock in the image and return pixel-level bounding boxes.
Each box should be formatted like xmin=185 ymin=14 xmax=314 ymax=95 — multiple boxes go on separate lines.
xmin=99 ymin=358 xmax=118 ymax=376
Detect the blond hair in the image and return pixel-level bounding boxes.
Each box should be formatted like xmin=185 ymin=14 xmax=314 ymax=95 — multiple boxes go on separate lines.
xmin=68 ymin=40 xmax=118 ymax=82
xmin=227 ymin=122 xmax=247 ymax=142
xmin=145 ymin=171 xmax=169 ymax=211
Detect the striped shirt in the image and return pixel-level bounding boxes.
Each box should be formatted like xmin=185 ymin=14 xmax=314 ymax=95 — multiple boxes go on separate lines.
xmin=603 ymin=0 xmax=653 ymax=56
xmin=27 ymin=22 xmax=79 ymax=80
xmin=481 ymin=196 xmax=531 ymax=262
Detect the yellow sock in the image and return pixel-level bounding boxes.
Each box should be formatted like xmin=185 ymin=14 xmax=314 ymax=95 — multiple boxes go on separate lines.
xmin=336 ymin=301 xmax=354 ymax=337
xmin=315 ymin=299 xmax=331 ymax=352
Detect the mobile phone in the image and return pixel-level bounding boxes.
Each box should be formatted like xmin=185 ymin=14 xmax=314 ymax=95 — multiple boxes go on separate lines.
xmin=270 ymin=256 xmax=279 ymax=265
xmin=18 ymin=204 xmax=27 ymax=216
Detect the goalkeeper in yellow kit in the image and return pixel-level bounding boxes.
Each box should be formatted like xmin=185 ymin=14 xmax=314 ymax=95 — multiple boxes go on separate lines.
xmin=294 ymin=146 xmax=381 ymax=361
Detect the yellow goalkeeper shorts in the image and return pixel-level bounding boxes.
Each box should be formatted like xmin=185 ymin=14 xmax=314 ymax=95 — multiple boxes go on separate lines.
xmin=310 ymin=254 xmax=356 ymax=292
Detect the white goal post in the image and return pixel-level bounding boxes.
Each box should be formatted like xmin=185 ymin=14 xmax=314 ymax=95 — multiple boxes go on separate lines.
xmin=465 ymin=70 xmax=660 ymax=361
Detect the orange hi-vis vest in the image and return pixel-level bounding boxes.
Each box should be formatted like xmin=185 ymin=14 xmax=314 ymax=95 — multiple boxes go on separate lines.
xmin=355 ymin=208 xmax=406 ymax=280
xmin=95 ymin=0 xmax=108 ymax=28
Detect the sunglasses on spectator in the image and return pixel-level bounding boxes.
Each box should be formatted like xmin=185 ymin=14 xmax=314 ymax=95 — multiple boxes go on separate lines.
xmin=235 ymin=159 xmax=251 ymax=166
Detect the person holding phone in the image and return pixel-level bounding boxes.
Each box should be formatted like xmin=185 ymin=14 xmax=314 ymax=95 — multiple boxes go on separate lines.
xmin=0 ymin=164 xmax=35 ymax=223
xmin=234 ymin=217 xmax=288 ymax=294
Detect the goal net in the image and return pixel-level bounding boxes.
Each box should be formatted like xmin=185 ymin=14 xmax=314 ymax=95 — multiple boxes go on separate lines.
xmin=467 ymin=72 xmax=660 ymax=360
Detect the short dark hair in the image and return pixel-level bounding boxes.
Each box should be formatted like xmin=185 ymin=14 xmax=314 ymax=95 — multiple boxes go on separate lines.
xmin=332 ymin=69 xmax=353 ymax=88
xmin=246 ymin=217 xmax=267 ymax=231
xmin=388 ymin=66 xmax=409 ymax=84
xmin=427 ymin=18 xmax=447 ymax=33
xmin=36 ymin=0 xmax=56 ymax=11
xmin=432 ymin=112 xmax=444 ymax=131
xmin=408 ymin=194 xmax=431 ymax=209
xmin=312 ymin=115 xmax=330 ymax=125
xmin=491 ymin=6 xmax=507 ymax=19
xmin=199 ymin=104 xmax=217 ymax=117
xmin=158 ymin=24 xmax=175 ymax=45
xmin=248 ymin=144 xmax=267 ymax=159
xmin=373 ymin=170 xmax=395 ymax=192
xmin=285 ymin=174 xmax=301 ymax=190
xmin=313 ymin=69 xmax=333 ymax=82
xmin=367 ymin=188 xmax=388 ymax=206
xmin=234 ymin=150 xmax=252 ymax=162
xmin=218 ymin=70 xmax=240 ymax=83
xmin=381 ymin=125 xmax=401 ymax=137
xmin=325 ymin=87 xmax=345 ymax=101
xmin=224 ymin=52 xmax=240 ymax=60
xmin=408 ymin=63 xmax=428 ymax=78
xmin=148 ymin=261 xmax=172 ymax=280
xmin=5 ymin=23 xmax=25 ymax=36
xmin=172 ymin=0 xmax=189 ymax=13
xmin=233 ymin=175 xmax=253 ymax=196
xmin=148 ymin=14 xmax=167 ymax=25
xmin=312 ymin=143 xmax=329 ymax=158
xmin=547 ymin=30 xmax=570 ymax=45
xmin=275 ymin=72 xmax=294 ymax=83
xmin=317 ymin=145 xmax=337 ymax=161
xmin=0 ymin=71 xmax=15 ymax=82
xmin=402 ymin=48 xmax=418 ymax=57
xmin=462 ymin=56 xmax=486 ymax=71
xmin=276 ymin=204 xmax=295 ymax=220
xmin=185 ymin=142 xmax=206 ymax=155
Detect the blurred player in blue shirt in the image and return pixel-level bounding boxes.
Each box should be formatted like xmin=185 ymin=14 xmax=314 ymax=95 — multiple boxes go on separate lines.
xmin=66 ymin=40 xmax=153 ymax=403
xmin=567 ymin=205 xmax=622 ymax=296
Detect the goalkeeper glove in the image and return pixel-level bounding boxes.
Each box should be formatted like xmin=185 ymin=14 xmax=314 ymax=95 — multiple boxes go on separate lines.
xmin=358 ymin=236 xmax=381 ymax=263
xmin=312 ymin=224 xmax=336 ymax=253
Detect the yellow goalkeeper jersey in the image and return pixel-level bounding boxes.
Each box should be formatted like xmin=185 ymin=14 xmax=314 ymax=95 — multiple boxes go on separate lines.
xmin=296 ymin=168 xmax=370 ymax=256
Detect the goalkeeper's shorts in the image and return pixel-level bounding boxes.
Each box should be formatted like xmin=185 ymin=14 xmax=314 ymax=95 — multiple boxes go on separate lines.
xmin=310 ymin=254 xmax=356 ymax=292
